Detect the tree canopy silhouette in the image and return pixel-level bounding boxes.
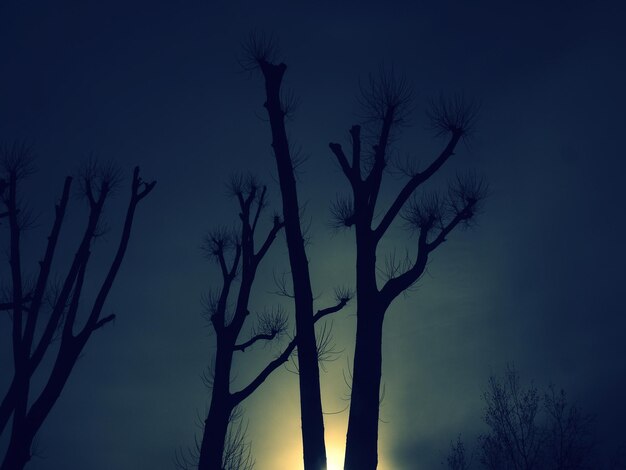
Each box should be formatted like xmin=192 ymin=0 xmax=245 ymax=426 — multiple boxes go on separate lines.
xmin=241 ymin=33 xmax=486 ymax=469
xmin=328 ymin=74 xmax=486 ymax=470
xmin=445 ymin=366 xmax=606 ymax=470
xmin=0 ymin=144 xmax=155 ymax=470
xmin=181 ymin=175 xmax=350 ymax=470
xmin=244 ymin=33 xmax=332 ymax=470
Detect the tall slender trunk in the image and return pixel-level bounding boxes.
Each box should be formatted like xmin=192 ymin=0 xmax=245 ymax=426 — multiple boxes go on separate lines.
xmin=260 ymin=61 xmax=327 ymax=470
xmin=275 ymin=105 xmax=327 ymax=470
xmin=344 ymin=301 xmax=385 ymax=470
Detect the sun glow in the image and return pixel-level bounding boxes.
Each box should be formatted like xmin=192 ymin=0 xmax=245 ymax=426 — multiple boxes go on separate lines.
xmin=326 ymin=445 xmax=345 ymax=470
xmin=278 ymin=441 xmax=392 ymax=470
xmin=267 ymin=392 xmax=393 ymax=470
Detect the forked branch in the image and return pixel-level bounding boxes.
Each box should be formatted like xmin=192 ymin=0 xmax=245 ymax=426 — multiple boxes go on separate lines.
xmin=231 ymin=292 xmax=352 ymax=404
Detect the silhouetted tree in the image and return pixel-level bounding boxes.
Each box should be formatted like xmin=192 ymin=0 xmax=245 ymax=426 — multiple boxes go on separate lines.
xmin=243 ymin=34 xmax=331 ymax=470
xmin=479 ymin=366 xmax=595 ymax=470
xmin=0 ymin=144 xmax=155 ymax=470
xmin=543 ymin=385 xmax=596 ymax=470
xmin=183 ymin=176 xmax=350 ymax=470
xmin=479 ymin=367 xmax=544 ymax=469
xmin=446 ymin=367 xmax=598 ymax=470
xmin=328 ymin=73 xmax=486 ymax=469
xmin=447 ymin=436 xmax=472 ymax=470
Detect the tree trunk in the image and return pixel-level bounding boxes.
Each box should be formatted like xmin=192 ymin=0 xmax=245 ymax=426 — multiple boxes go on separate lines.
xmin=198 ymin=393 xmax=233 ymax=470
xmin=2 ymin=338 xmax=85 ymax=470
xmin=1 ymin=347 xmax=76 ymax=470
xmin=344 ymin=301 xmax=385 ymax=470
xmin=198 ymin=339 xmax=234 ymax=470
xmin=260 ymin=61 xmax=327 ymax=470
xmin=1 ymin=374 xmax=31 ymax=470
xmin=0 ymin=378 xmax=16 ymax=436
xmin=1 ymin=428 xmax=32 ymax=470
xmin=276 ymin=116 xmax=327 ymax=470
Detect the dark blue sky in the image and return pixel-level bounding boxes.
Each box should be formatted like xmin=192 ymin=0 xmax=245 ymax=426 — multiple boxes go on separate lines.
xmin=1 ymin=1 xmax=625 ymax=468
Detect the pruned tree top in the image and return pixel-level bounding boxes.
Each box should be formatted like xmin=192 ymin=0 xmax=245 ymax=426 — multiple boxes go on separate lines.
xmin=240 ymin=31 xmax=281 ymax=72
xmin=427 ymin=94 xmax=480 ymax=138
xmin=358 ymin=67 xmax=413 ymax=131
xmin=0 ymin=142 xmax=155 ymax=470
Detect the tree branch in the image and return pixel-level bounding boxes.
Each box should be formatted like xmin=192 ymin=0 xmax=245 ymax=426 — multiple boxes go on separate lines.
xmin=251 ymin=185 xmax=267 ymax=235
xmin=230 ymin=293 xmax=351 ymax=404
xmin=229 ymin=243 xmax=242 ymax=280
xmin=350 ymin=125 xmax=361 ymax=179
xmin=131 ymin=166 xmax=156 ymax=202
xmin=329 ymin=125 xmax=363 ymax=188
xmin=204 ymin=228 xmax=237 ymax=281
xmin=254 ymin=216 xmax=284 ymax=265
xmin=313 ymin=296 xmax=350 ymax=322
xmin=217 ymin=246 xmax=230 ymax=279
xmin=426 ymin=204 xmax=474 ymax=252
xmin=93 ymin=313 xmax=116 ymax=331
xmin=233 ymin=306 xmax=288 ymax=352
xmin=364 ymin=107 xmax=394 ymax=213
xmin=209 ymin=246 xmax=239 ymax=333
xmin=6 ymin=171 xmax=26 ymax=372
xmin=23 ymin=177 xmax=72 ymax=351
xmin=241 ymin=184 xmax=257 ymax=218
xmin=0 ymin=377 xmax=16 ymax=437
xmin=374 ymin=132 xmax=461 ymax=240
xmin=62 ymin=254 xmax=89 ymax=340
xmin=233 ymin=332 xmax=277 ymax=352
xmin=380 ymin=222 xmax=430 ymax=302
xmin=230 ymin=336 xmax=296 ymax=404
xmin=30 ymin=183 xmax=105 ymax=370
xmin=84 ymin=177 xmax=96 ymax=208
xmin=329 ymin=143 xmax=353 ymax=183
xmin=80 ymin=167 xmax=155 ymax=339
xmin=381 ymin=197 xmax=476 ymax=302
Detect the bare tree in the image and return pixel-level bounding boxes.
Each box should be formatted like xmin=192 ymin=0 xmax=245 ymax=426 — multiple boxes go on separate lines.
xmin=447 ymin=436 xmax=472 ymax=470
xmin=187 ymin=176 xmax=350 ymax=470
xmin=479 ymin=366 xmax=544 ymax=470
xmin=328 ymin=73 xmax=486 ymax=469
xmin=0 ymin=144 xmax=155 ymax=470
xmin=445 ymin=367 xmax=598 ymax=470
xmin=543 ymin=386 xmax=596 ymax=470
xmin=243 ymin=34 xmax=331 ymax=470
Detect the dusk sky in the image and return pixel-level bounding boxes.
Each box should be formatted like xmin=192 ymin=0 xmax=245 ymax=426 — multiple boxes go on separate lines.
xmin=1 ymin=1 xmax=625 ymax=469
